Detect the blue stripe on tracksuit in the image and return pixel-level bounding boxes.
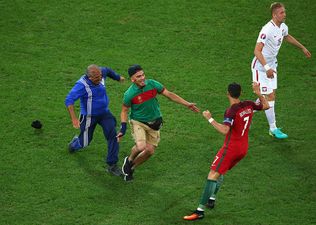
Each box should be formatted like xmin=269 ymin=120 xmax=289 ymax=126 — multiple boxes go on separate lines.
xmin=65 ymin=66 xmax=121 ymax=165
xmin=78 ymin=112 xmax=118 ymax=165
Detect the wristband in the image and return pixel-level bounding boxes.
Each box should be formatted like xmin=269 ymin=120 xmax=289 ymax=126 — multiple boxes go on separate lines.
xmin=120 ymin=122 xmax=127 ymax=135
xmin=208 ymin=118 xmax=214 ymax=124
xmin=264 ymin=64 xmax=271 ymax=71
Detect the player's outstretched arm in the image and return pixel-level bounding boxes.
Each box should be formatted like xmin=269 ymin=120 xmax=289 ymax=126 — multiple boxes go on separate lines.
xmin=284 ymin=34 xmax=311 ymax=58
xmin=161 ymin=88 xmax=200 ymax=112
xmin=202 ymin=110 xmax=230 ymax=135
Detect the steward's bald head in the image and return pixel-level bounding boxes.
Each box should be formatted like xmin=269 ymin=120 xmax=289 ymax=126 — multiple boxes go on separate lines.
xmin=86 ymin=64 xmax=101 ymax=77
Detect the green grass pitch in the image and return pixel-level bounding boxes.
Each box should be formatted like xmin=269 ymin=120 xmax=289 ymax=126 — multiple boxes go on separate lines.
xmin=1 ymin=0 xmax=315 ymax=224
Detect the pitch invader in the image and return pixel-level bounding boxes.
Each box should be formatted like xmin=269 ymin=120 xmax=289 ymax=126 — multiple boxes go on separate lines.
xmin=251 ymin=2 xmax=311 ymax=139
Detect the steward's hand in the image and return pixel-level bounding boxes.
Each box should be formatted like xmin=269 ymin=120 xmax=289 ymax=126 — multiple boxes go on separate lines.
xmin=72 ymin=118 xmax=80 ymax=129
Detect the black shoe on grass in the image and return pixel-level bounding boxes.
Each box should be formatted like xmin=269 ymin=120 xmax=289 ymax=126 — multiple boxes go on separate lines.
xmin=206 ymin=198 xmax=215 ymax=209
xmin=122 ymin=156 xmax=133 ymax=175
xmin=123 ymin=169 xmax=134 ymax=182
xmin=107 ymin=164 xmax=123 ymax=176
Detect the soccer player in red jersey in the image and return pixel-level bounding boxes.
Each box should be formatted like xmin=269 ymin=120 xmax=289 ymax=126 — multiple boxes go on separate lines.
xmin=183 ymin=82 xmax=269 ymax=221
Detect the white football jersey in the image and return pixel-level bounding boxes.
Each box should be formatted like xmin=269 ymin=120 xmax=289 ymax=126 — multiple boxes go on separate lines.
xmin=252 ymin=20 xmax=288 ymax=71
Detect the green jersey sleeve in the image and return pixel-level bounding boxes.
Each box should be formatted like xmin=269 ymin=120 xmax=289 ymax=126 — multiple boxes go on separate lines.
xmin=150 ymin=79 xmax=165 ymax=93
xmin=123 ymin=92 xmax=131 ymax=107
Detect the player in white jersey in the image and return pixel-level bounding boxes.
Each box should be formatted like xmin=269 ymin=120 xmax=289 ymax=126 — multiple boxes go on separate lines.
xmin=251 ymin=2 xmax=311 ymax=139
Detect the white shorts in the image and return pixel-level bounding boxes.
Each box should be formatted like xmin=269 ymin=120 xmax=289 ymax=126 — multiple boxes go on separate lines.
xmin=252 ymin=69 xmax=277 ymax=95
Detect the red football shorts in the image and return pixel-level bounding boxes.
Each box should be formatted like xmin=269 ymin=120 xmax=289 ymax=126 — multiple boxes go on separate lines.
xmin=210 ymin=144 xmax=248 ymax=175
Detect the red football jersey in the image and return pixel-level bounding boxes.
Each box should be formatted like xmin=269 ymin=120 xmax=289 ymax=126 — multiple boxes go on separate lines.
xmin=223 ymin=100 xmax=263 ymax=149
xmin=210 ymin=100 xmax=263 ymax=174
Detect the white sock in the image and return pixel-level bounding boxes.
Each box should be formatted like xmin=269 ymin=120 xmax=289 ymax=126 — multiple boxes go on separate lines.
xmin=197 ymin=207 xmax=204 ymax=212
xmin=265 ymin=101 xmax=276 ymax=131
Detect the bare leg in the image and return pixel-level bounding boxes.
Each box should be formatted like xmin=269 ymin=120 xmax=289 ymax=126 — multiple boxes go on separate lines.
xmin=128 ymin=145 xmax=141 ymax=161
xmin=130 ymin=142 xmax=155 ymax=169
xmin=207 ymin=170 xmax=221 ymax=180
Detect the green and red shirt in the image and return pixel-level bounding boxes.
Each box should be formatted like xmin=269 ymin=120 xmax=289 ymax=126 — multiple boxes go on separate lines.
xmin=123 ymin=79 xmax=165 ymax=122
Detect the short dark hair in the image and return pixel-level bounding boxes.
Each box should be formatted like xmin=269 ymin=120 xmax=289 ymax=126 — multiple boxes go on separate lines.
xmin=228 ymin=82 xmax=241 ymax=98
xmin=270 ymin=2 xmax=284 ymax=15
xmin=128 ymin=64 xmax=143 ymax=77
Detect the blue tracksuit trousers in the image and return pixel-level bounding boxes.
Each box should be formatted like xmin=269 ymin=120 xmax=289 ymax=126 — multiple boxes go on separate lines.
xmin=69 ymin=111 xmax=119 ymax=165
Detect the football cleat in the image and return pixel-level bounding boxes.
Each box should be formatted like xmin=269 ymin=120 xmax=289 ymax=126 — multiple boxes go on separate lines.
xmin=269 ymin=128 xmax=288 ymax=139
xmin=183 ymin=210 xmax=204 ymax=221
xmin=122 ymin=156 xmax=133 ymax=175
xmin=206 ymin=198 xmax=215 ymax=209
xmin=123 ymin=169 xmax=134 ymax=182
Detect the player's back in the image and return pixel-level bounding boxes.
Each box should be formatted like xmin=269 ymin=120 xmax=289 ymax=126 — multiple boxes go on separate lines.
xmin=224 ymin=101 xmax=258 ymax=143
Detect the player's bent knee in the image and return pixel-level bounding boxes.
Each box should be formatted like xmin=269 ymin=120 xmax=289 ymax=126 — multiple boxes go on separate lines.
xmin=208 ymin=170 xmax=221 ymax=180
xmin=146 ymin=144 xmax=156 ymax=156
xmin=146 ymin=148 xmax=155 ymax=156
xmin=136 ymin=141 xmax=147 ymax=152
